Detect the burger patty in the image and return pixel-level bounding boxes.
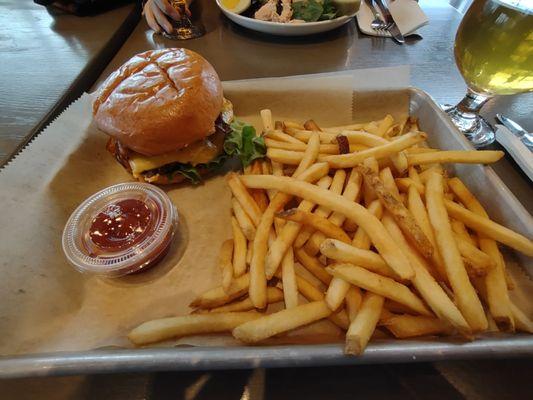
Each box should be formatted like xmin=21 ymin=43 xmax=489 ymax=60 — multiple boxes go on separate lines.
xmin=107 ymin=116 xmax=232 ymax=183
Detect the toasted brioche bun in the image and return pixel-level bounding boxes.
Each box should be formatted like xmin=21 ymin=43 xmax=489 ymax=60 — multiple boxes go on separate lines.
xmin=93 ymin=48 xmax=223 ymax=156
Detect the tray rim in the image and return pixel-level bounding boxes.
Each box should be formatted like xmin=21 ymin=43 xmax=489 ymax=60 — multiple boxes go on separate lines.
xmin=1 ymin=86 xmax=531 ymax=378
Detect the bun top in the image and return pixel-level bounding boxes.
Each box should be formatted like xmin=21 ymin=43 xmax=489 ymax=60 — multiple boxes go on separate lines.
xmin=93 ymin=48 xmax=223 ymax=156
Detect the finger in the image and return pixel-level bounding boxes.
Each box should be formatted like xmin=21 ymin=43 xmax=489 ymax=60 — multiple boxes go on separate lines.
xmin=144 ymin=4 xmax=162 ymax=33
xmin=185 ymin=4 xmax=192 ymax=17
xmin=152 ymin=3 xmax=174 ymax=34
xmin=155 ymin=0 xmax=181 ymax=20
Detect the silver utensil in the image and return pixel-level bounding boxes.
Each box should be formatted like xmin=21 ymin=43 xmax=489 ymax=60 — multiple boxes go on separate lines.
xmin=496 ymin=114 xmax=533 ymax=149
xmin=365 ymin=0 xmax=389 ymax=34
xmin=374 ymin=0 xmax=405 ymax=44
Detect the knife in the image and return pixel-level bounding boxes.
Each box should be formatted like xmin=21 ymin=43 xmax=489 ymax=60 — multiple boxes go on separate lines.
xmin=496 ymin=114 xmax=533 ymax=149
xmin=373 ymin=0 xmax=405 ymax=44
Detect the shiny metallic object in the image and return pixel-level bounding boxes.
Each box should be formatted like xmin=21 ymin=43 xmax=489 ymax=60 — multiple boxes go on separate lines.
xmin=373 ymin=0 xmax=405 ymax=43
xmin=496 ymin=114 xmax=533 ymax=149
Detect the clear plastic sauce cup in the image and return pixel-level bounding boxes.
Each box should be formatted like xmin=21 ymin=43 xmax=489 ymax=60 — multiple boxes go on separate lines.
xmin=62 ymin=182 xmax=178 ymax=277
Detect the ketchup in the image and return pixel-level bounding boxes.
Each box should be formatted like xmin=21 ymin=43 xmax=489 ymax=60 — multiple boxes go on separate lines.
xmin=89 ymin=199 xmax=152 ymax=251
xmin=63 ymin=182 xmax=177 ymax=277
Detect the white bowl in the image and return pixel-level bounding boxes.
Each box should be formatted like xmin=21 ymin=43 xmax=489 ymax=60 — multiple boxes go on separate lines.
xmin=216 ymin=1 xmax=357 ymax=36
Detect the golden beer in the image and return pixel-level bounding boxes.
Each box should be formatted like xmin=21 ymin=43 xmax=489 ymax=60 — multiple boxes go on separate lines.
xmin=454 ymin=0 xmax=533 ymax=95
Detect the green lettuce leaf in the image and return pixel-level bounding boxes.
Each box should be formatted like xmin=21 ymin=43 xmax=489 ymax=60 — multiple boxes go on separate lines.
xmin=161 ymin=120 xmax=266 ymax=184
xmin=225 ymin=121 xmax=266 ymax=168
xmin=320 ymin=0 xmax=338 ymax=20
xmin=292 ymin=0 xmax=323 ymax=22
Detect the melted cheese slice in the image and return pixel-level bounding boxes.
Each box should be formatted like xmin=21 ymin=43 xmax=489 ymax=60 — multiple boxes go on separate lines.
xmin=129 ymin=136 xmax=222 ymax=178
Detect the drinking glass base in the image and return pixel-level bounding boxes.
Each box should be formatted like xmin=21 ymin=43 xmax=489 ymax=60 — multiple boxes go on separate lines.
xmin=442 ymin=103 xmax=495 ymax=148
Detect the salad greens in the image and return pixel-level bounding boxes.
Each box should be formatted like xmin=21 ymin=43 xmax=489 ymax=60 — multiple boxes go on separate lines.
xmin=292 ymin=0 xmax=338 ymax=22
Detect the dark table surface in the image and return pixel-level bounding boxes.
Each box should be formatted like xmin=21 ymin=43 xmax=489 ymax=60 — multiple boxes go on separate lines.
xmin=0 ymin=0 xmax=139 ymax=165
xmin=1 ymin=0 xmax=532 ymax=398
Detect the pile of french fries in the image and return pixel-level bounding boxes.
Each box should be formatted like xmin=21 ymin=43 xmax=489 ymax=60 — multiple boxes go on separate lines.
xmin=129 ymin=111 xmax=533 ymax=355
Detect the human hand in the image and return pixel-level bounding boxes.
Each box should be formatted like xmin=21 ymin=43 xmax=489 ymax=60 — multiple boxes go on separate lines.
xmin=143 ymin=0 xmax=192 ymax=34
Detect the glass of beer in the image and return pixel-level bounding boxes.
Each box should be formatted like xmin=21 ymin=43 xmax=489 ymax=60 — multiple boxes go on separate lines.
xmin=162 ymin=0 xmax=205 ymax=40
xmin=446 ymin=0 xmax=532 ymax=147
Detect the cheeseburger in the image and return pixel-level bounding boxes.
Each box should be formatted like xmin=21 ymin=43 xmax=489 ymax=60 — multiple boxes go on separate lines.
xmin=93 ymin=48 xmax=251 ymax=184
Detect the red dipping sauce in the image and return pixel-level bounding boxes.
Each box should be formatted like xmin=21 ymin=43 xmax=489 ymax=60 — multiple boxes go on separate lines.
xmin=89 ymin=199 xmax=152 ymax=252
xmin=62 ymin=183 xmax=178 ymax=277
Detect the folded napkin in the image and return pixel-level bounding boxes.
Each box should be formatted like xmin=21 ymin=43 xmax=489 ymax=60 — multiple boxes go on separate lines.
xmin=495 ymin=124 xmax=533 ymax=182
xmin=357 ymin=0 xmax=429 ymax=37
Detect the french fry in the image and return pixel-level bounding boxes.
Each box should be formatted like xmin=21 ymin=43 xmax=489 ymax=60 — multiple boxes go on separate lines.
xmin=379 ymin=167 xmax=401 ymax=201
xmin=277 ymin=209 xmax=351 ymax=244
xmin=426 ymin=173 xmax=487 ymax=332
xmin=407 ymin=185 xmax=448 ymax=282
xmin=232 ymin=198 xmax=256 ymax=241
xmin=454 ymin=233 xmax=492 ymax=277
xmin=304 ymin=169 xmax=362 ymax=255
xmin=359 ymin=166 xmax=434 ymax=259
xmin=294 ymin=273 xmax=350 ymax=329
xmin=227 ymin=173 xmax=262 ymax=226
xmin=246 ymin=240 xmax=253 ymax=265
xmin=129 ymin=312 xmax=261 ymax=345
xmin=267 ymin=148 xmax=306 ymax=165
xmin=208 ymin=288 xmax=284 ymax=313
xmin=219 ymin=239 xmax=234 ymax=292
xmin=404 ymin=147 xmax=439 ymax=154
xmin=327 ymin=264 xmax=432 ymax=316
xmin=292 ymin=131 xmax=321 ymax=178
xmin=396 ymin=178 xmax=425 ymax=195
xmin=408 ymin=166 xmax=422 ymax=184
xmin=281 ymin=247 xmax=298 ymax=309
xmin=304 ymin=119 xmax=322 ymax=131
xmin=419 ymin=165 xmax=444 ymax=183
xmin=376 ymin=115 xmax=395 ymax=137
xmin=232 ymin=301 xmax=332 ymax=343
xmin=294 ymin=169 xmax=346 ymax=248
xmin=265 ymin=129 xmax=306 ymax=144
xmin=318 ymin=132 xmax=427 ymax=169
xmin=510 ymin=302 xmax=533 ymax=333
xmin=363 ymin=157 xmax=379 ymax=206
xmin=407 ymin=150 xmax=504 ymax=166
xmin=450 ymin=219 xmax=477 ymax=247
xmin=260 ymin=109 xmax=273 ymax=131
xmin=283 ymin=120 xmax=305 ymax=130
xmin=287 ymin=128 xmax=337 ymax=144
xmin=324 ymin=200 xmax=383 ymax=312
xmin=345 ymin=292 xmax=384 ymax=355
xmin=381 ymin=213 xmax=471 ymax=335
xmin=380 ymin=315 xmax=452 ymax=338
xmin=352 ymin=200 xmax=383 ymax=248
xmin=444 ymin=200 xmax=533 ymax=256
xmin=384 ymin=300 xmax=416 ymax=315
xmin=390 ymin=150 xmax=409 ymax=176
xmin=264 ymin=176 xmax=333 ymax=279
xmin=265 ymin=139 xmax=365 ymax=155
xmin=231 ymin=217 xmax=247 ymax=277
xmin=190 ymin=273 xmax=250 ymax=309
xmin=320 ymin=239 xmax=397 ymax=278
xmin=323 ymin=123 xmax=367 ymax=133
xmin=448 ymin=177 xmax=516 ymax=331
xmin=249 ymin=162 xmax=328 ymax=308
xmin=250 ymin=165 xmax=269 ymax=212
xmin=345 ymin=286 xmax=363 ymax=321
xmin=295 ymin=247 xmax=332 ymax=285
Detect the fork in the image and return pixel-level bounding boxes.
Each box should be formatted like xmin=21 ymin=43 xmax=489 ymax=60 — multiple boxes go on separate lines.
xmin=366 ymin=0 xmax=390 ymax=35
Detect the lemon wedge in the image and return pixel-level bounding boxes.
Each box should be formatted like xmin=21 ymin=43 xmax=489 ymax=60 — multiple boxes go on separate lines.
xmin=220 ymin=0 xmax=251 ymax=14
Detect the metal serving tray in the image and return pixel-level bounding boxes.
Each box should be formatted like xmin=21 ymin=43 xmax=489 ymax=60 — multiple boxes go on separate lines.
xmin=0 ymin=87 xmax=531 ymax=378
